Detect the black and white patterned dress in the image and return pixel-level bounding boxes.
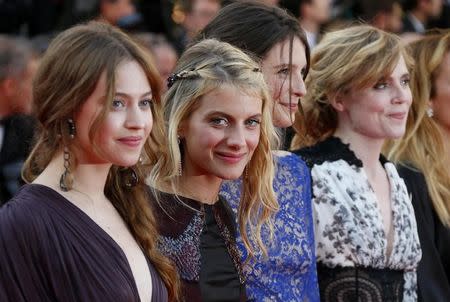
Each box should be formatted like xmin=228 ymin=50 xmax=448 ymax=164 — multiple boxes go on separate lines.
xmin=294 ymin=137 xmax=422 ymax=302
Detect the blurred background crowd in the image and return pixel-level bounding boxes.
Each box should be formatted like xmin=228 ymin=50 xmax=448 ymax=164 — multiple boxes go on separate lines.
xmin=0 ymin=0 xmax=449 ymax=204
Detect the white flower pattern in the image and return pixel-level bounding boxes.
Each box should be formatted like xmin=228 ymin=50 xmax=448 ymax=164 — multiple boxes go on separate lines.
xmin=297 ymin=137 xmax=422 ymax=301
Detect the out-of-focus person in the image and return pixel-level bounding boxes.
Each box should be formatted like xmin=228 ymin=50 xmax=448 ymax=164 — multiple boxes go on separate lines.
xmin=280 ymin=0 xmax=332 ymax=48
xmin=96 ymin=0 xmax=144 ymax=30
xmin=172 ymin=0 xmax=222 ymax=53
xmin=353 ymin=0 xmax=403 ymax=33
xmin=133 ymin=33 xmax=178 ymax=93
xmin=0 ymin=35 xmax=38 ymax=205
xmin=401 ymin=0 xmax=444 ymax=34
xmin=429 ymin=0 xmax=450 ymax=28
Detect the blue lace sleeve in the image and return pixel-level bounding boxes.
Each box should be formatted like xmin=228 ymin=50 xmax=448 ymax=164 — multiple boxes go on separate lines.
xmin=220 ymin=152 xmax=319 ymax=302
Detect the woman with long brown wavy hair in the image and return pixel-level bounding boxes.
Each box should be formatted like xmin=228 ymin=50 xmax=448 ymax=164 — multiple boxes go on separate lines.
xmin=0 ymin=22 xmax=179 ymax=301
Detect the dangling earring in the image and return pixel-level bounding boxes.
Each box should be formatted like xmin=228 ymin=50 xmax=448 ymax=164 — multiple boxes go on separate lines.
xmin=60 ymin=147 xmax=72 ymax=191
xmin=178 ymin=161 xmax=182 ymax=176
xmin=60 ymin=119 xmax=76 ymax=191
xmin=67 ymin=118 xmax=76 ymax=138
xmin=122 ymin=167 xmax=139 ymax=188
xmin=177 ymin=135 xmax=182 ymax=176
xmin=426 ymin=107 xmax=434 ymax=118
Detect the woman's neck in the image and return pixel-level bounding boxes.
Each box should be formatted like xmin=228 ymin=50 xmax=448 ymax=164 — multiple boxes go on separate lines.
xmin=177 ymin=174 xmax=222 ymax=205
xmin=333 ymin=128 xmax=385 ymax=177
xmin=34 ymin=152 xmax=112 ymax=201
xmin=299 ymin=19 xmax=320 ymax=35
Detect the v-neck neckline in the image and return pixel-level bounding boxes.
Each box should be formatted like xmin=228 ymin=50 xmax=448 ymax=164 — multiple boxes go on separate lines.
xmin=27 ymin=183 xmax=148 ymax=301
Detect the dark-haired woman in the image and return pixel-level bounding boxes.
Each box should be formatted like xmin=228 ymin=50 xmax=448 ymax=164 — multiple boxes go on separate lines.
xmin=199 ymin=1 xmax=319 ymax=301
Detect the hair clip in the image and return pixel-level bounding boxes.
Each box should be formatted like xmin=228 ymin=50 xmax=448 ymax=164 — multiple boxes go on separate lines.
xmin=167 ymin=73 xmax=178 ymax=88
xmin=167 ymin=68 xmax=198 ymax=89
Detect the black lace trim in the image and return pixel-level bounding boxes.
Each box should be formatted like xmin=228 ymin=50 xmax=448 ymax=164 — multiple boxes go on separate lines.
xmin=293 ymin=136 xmax=388 ymax=169
xmin=317 ymin=263 xmax=404 ymax=302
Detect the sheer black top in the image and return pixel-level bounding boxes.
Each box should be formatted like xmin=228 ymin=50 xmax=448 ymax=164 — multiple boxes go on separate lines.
xmin=149 ymin=190 xmax=246 ymax=302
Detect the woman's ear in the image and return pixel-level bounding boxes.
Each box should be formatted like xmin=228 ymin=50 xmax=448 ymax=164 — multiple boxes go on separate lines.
xmin=329 ymin=92 xmax=346 ymax=112
xmin=177 ymin=121 xmax=186 ymax=138
xmin=426 ymin=100 xmax=435 ymax=118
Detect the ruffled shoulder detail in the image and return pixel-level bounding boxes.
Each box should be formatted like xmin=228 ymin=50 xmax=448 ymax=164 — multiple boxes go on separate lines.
xmin=294 ymin=136 xmax=362 ymax=168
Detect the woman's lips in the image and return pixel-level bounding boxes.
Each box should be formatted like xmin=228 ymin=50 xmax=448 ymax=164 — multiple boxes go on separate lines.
xmin=215 ymin=152 xmax=246 ymax=164
xmin=388 ymin=112 xmax=407 ymax=120
xmin=280 ymin=102 xmax=299 ymax=111
xmin=117 ymin=136 xmax=142 ymax=147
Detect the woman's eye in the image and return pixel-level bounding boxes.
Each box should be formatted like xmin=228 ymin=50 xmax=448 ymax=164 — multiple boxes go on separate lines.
xmin=374 ymin=82 xmax=388 ymax=90
xmin=278 ymin=68 xmax=289 ymax=75
xmin=301 ymin=68 xmax=307 ymax=78
xmin=246 ymin=119 xmax=261 ymax=128
xmin=401 ymin=78 xmax=410 ymax=87
xmin=112 ymin=99 xmax=125 ymax=109
xmin=139 ymin=99 xmax=153 ymax=108
xmin=210 ymin=118 xmax=228 ymax=126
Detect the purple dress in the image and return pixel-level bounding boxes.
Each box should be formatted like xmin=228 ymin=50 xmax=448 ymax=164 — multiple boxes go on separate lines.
xmin=0 ymin=184 xmax=167 ymax=302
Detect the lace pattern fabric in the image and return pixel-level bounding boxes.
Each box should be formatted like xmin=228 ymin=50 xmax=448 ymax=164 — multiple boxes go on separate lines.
xmin=151 ymin=192 xmax=244 ymax=283
xmin=157 ymin=213 xmax=204 ymax=281
xmin=220 ymin=151 xmax=319 ymax=301
xmin=317 ymin=264 xmax=404 ymax=302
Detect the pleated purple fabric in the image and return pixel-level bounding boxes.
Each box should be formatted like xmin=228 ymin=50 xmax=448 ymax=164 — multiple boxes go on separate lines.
xmin=0 ymin=184 xmax=167 ymax=302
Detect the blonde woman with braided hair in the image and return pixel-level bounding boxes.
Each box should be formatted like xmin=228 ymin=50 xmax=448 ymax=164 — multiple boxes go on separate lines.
xmin=147 ymin=38 xmax=278 ymax=301
xmin=292 ymin=25 xmax=421 ymax=301
xmin=385 ymin=30 xmax=450 ymax=301
xmin=199 ymin=3 xmax=319 ymax=301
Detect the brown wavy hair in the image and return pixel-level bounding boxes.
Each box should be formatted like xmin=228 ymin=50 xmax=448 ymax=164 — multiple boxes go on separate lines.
xmin=291 ymin=25 xmax=411 ymax=149
xmin=386 ymin=31 xmax=450 ymax=227
xmin=22 ymin=21 xmax=179 ymax=301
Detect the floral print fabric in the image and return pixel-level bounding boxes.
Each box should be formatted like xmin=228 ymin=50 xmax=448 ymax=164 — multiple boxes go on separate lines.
xmin=296 ymin=137 xmax=421 ymax=301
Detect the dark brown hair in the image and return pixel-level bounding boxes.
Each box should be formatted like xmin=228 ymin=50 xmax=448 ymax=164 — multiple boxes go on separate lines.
xmin=197 ymin=0 xmax=310 ymax=73
xmin=196 ymin=1 xmax=310 ymax=124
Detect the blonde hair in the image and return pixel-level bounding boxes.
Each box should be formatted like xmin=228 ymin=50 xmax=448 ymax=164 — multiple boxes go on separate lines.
xmin=22 ymin=22 xmax=179 ymax=301
xmin=386 ymin=31 xmax=450 ymax=227
xmin=291 ymin=25 xmax=411 ymax=149
xmin=148 ymin=39 xmax=279 ymax=257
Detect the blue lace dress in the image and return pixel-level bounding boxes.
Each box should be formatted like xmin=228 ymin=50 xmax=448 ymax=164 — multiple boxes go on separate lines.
xmin=220 ymin=151 xmax=320 ymax=302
